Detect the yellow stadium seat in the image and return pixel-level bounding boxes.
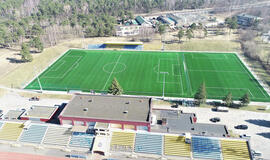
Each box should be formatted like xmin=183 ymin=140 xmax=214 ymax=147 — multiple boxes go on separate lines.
xmin=164 ymin=135 xmax=191 ymax=157
xmin=110 ymin=131 xmax=135 ymax=152
xmin=221 ymin=140 xmax=250 ymax=160
xmin=0 ymin=123 xmax=23 ymax=141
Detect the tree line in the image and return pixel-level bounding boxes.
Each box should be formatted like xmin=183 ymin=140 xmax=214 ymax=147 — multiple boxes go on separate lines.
xmin=0 ymin=0 xmax=237 ymax=50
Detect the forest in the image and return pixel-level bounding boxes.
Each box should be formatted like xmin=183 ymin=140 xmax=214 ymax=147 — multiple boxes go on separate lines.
xmin=0 ymin=0 xmax=250 ymax=49
xmin=0 ymin=0 xmax=267 ymax=50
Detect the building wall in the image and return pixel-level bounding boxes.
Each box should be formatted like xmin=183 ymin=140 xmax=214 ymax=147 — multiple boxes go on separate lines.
xmin=59 ymin=116 xmax=150 ymax=131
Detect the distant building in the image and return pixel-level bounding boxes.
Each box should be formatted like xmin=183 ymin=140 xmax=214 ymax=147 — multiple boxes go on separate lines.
xmin=115 ymin=25 xmax=141 ymax=37
xmin=59 ymin=94 xmax=151 ymax=131
xmin=237 ymin=13 xmax=263 ymax=27
xmin=135 ymin=16 xmax=152 ymax=26
xmin=262 ymin=30 xmax=270 ymax=43
xmin=157 ymin=16 xmax=175 ymax=27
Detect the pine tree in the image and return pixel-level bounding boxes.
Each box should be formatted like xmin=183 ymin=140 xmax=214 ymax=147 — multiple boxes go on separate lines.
xmin=21 ymin=43 xmax=32 ymax=62
xmin=240 ymin=92 xmax=250 ymax=106
xmin=194 ymin=82 xmax=207 ymax=105
xmin=177 ymin=28 xmax=184 ymax=43
xmin=223 ymin=92 xmax=233 ymax=107
xmin=108 ymin=77 xmax=123 ymax=95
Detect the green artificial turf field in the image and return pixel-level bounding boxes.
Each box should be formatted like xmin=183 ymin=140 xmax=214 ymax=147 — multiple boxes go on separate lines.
xmin=25 ymin=49 xmax=270 ymax=102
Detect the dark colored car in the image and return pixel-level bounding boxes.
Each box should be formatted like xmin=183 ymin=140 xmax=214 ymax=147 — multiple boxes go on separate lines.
xmin=210 ymin=117 xmax=220 ymax=123
xmin=235 ymin=125 xmax=248 ymax=130
xmin=29 ymin=96 xmax=40 ymax=101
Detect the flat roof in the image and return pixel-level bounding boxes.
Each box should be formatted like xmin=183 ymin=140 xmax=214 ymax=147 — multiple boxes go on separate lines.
xmin=60 ymin=95 xmax=150 ymax=123
xmin=4 ymin=110 xmax=24 ymax=120
xmin=104 ymin=41 xmax=143 ymax=45
xmin=21 ymin=106 xmax=57 ymax=119
xmin=151 ymin=110 xmax=227 ymax=137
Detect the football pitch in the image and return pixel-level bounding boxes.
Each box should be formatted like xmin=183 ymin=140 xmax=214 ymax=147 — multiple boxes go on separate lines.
xmin=25 ymin=49 xmax=270 ymax=102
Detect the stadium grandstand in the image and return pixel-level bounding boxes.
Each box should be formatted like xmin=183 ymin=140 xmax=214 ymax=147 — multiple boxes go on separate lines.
xmin=20 ymin=124 xmax=48 ymax=144
xmin=43 ymin=126 xmax=71 ymax=146
xmin=164 ymin=135 xmax=191 ymax=157
xmin=0 ymin=120 xmax=253 ymax=159
xmin=134 ymin=133 xmax=163 ymax=155
xmin=87 ymin=41 xmax=143 ymax=50
xmin=69 ymin=132 xmax=95 ymax=149
xmin=110 ymin=131 xmax=135 ymax=152
xmin=0 ymin=122 xmax=23 ymax=141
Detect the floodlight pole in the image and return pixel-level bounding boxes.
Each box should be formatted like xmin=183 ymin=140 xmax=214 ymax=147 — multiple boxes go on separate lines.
xmin=160 ymin=72 xmax=168 ymax=98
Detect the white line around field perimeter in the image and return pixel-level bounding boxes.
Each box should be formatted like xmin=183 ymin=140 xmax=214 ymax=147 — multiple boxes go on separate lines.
xmin=102 ymin=54 xmax=122 ymax=91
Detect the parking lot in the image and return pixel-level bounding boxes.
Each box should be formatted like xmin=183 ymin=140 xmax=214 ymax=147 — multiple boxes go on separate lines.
xmin=177 ymin=106 xmax=270 ymax=159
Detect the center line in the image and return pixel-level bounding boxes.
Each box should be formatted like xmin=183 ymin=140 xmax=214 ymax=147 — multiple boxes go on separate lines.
xmin=102 ymin=54 xmax=122 ymax=91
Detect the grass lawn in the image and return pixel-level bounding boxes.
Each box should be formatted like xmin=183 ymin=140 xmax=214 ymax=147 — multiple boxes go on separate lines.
xmin=165 ymin=40 xmax=241 ymax=52
xmin=236 ymin=105 xmax=270 ymax=113
xmin=25 ymin=49 xmax=270 ymax=102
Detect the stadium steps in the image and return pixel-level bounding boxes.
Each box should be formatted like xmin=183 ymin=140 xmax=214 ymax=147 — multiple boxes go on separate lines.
xmin=69 ymin=132 xmax=94 ymax=149
xmin=0 ymin=123 xmax=23 ymax=141
xmin=164 ymin=135 xmax=191 ymax=157
xmin=191 ymin=136 xmax=222 ymax=160
xmin=134 ymin=133 xmax=162 ymax=155
xmin=221 ymin=140 xmax=250 ymax=160
xmin=43 ymin=126 xmax=71 ymax=146
xmin=110 ymin=131 xmax=135 ymax=152
xmin=20 ymin=124 xmax=48 ymax=144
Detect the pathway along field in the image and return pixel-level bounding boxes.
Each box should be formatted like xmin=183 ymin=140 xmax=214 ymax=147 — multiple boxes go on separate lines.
xmin=25 ymin=49 xmax=270 ymax=102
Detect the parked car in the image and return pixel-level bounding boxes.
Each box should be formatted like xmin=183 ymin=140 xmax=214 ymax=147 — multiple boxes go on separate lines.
xmin=210 ymin=117 xmax=220 ymax=123
xmin=251 ymin=150 xmax=262 ymax=158
xmin=29 ymin=96 xmax=40 ymax=101
xmin=235 ymin=125 xmax=248 ymax=130
xmin=240 ymin=134 xmax=251 ymax=139
xmin=213 ymin=106 xmax=229 ymax=112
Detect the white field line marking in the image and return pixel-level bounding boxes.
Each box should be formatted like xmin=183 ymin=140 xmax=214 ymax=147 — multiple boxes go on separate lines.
xmin=206 ymin=87 xmax=254 ymax=97
xmin=234 ymin=56 xmax=267 ymax=98
xmin=183 ymin=54 xmax=192 ymax=94
xmin=191 ymin=54 xmax=228 ymax=60
xmin=23 ymin=49 xmax=72 ymax=89
xmin=189 ymin=69 xmax=246 ymax=73
xmin=50 ymin=61 xmax=65 ymax=71
xmin=157 ymin=59 xmax=160 ymax=83
xmin=124 ymin=90 xmax=181 ymax=95
xmin=176 ymin=53 xmax=184 ymax=95
xmin=172 ymin=64 xmax=183 ymax=76
xmin=102 ymin=54 xmax=122 ymax=91
xmin=43 ymin=56 xmax=83 ymax=79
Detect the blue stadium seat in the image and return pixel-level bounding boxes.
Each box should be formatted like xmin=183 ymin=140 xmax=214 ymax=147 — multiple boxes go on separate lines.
xmin=135 ymin=133 xmax=162 ymax=155
xmin=192 ymin=136 xmax=222 ymax=160
xmin=123 ymin=45 xmax=143 ymax=50
xmin=0 ymin=122 xmax=3 ymax=128
xmin=20 ymin=124 xmax=48 ymax=144
xmin=69 ymin=132 xmax=94 ymax=149
xmin=87 ymin=44 xmax=106 ymax=49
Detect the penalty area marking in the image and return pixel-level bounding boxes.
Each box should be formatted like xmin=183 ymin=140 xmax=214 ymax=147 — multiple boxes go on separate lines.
xmin=42 ymin=56 xmax=83 ymax=79
xmin=206 ymin=87 xmax=254 ymax=97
